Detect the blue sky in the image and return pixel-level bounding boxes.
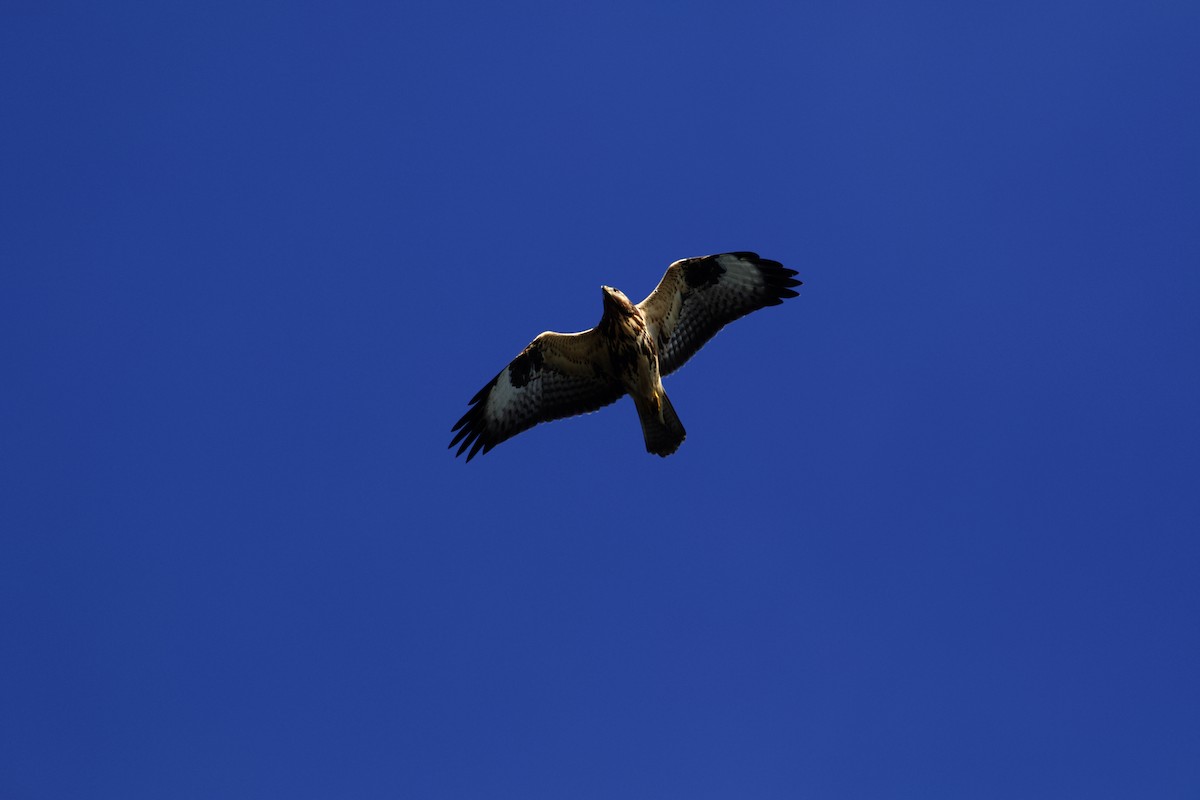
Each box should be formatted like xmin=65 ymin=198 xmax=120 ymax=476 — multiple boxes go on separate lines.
xmin=3 ymin=1 xmax=1199 ymax=797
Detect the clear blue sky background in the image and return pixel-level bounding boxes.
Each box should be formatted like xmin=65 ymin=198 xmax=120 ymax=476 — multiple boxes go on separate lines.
xmin=3 ymin=1 xmax=1198 ymax=797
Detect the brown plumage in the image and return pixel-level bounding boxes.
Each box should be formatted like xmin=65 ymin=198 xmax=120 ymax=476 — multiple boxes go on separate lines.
xmin=450 ymin=252 xmax=801 ymax=461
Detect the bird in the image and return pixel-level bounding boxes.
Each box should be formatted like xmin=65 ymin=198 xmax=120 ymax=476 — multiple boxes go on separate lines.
xmin=450 ymin=252 xmax=801 ymax=461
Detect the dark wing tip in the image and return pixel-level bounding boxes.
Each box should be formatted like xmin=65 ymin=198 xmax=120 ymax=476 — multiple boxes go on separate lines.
xmin=743 ymin=254 xmax=801 ymax=301
xmin=450 ymin=373 xmax=501 ymax=462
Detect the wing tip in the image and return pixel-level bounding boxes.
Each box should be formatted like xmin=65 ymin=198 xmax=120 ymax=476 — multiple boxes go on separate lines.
xmin=450 ymin=390 xmax=493 ymax=463
xmin=736 ymin=253 xmax=801 ymax=301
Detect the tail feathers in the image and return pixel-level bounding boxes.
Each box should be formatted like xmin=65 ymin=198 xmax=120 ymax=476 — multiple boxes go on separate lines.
xmin=637 ymin=392 xmax=686 ymax=457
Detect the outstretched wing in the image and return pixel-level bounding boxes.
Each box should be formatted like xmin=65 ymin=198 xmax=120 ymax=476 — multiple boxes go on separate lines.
xmin=450 ymin=329 xmax=624 ymax=461
xmin=637 ymin=252 xmax=801 ymax=376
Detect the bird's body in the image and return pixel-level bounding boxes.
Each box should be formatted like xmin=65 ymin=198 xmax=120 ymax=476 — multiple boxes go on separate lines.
xmin=450 ymin=252 xmax=800 ymax=461
xmin=596 ymin=286 xmax=686 ymax=456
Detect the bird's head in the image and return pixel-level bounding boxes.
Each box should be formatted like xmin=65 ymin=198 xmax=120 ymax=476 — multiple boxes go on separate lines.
xmin=601 ymin=285 xmax=632 ymax=311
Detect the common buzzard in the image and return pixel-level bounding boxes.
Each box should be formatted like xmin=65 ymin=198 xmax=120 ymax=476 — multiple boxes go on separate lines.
xmin=450 ymin=252 xmax=801 ymax=461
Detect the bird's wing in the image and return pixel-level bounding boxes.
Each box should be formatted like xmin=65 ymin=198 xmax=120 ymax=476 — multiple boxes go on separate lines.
xmin=450 ymin=329 xmax=624 ymax=461
xmin=637 ymin=252 xmax=801 ymax=376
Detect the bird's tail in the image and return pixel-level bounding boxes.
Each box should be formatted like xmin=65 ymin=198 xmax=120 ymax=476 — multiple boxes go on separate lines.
xmin=636 ymin=390 xmax=686 ymax=457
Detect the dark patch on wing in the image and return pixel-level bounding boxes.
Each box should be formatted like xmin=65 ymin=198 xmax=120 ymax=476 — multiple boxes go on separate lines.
xmin=682 ymin=255 xmax=726 ymax=290
xmin=657 ymin=252 xmax=801 ymax=376
xmin=508 ymin=340 xmax=543 ymax=388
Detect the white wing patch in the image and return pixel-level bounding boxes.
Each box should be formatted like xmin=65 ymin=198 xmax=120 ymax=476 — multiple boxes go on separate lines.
xmin=484 ymin=366 xmax=518 ymax=421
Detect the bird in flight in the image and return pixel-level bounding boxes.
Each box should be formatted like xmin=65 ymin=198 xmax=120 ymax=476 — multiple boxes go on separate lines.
xmin=450 ymin=252 xmax=801 ymax=461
